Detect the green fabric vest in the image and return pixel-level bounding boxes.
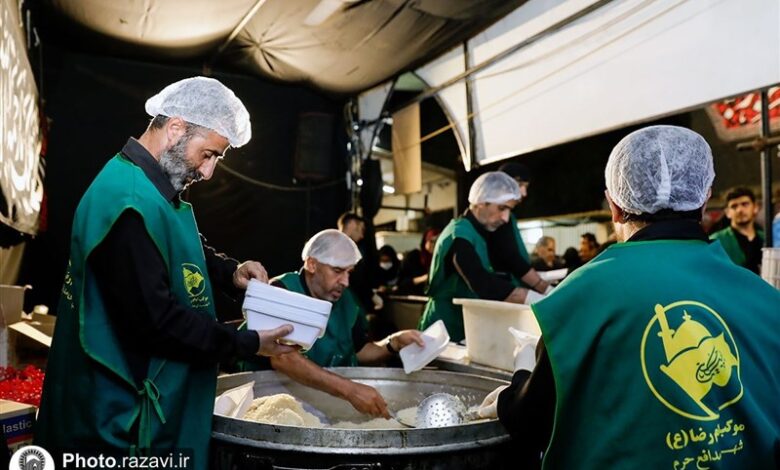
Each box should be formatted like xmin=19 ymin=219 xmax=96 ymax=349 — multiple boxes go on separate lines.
xmin=510 ymin=213 xmax=531 ymax=263
xmin=531 ymin=239 xmax=780 ymax=469
xmin=510 ymin=213 xmax=532 ymax=289
xmin=710 ymin=227 xmax=765 ymax=268
xmin=275 ymin=272 xmax=364 ymax=367
xmin=419 ymin=217 xmax=496 ymax=342
xmin=35 ymin=155 xmax=217 ymax=469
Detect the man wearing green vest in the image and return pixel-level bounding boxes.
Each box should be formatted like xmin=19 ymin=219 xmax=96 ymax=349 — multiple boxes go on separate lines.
xmin=710 ymin=187 xmax=764 ymax=274
xmin=419 ymin=171 xmax=552 ymax=342
xmin=265 ymin=229 xmax=424 ymax=418
xmin=35 ymin=77 xmax=298 ymax=469
xmin=479 ymin=126 xmax=780 ymax=468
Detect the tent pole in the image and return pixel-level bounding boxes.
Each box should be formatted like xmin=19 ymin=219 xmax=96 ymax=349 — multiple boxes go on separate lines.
xmin=205 ymin=0 xmax=269 ymax=70
xmin=759 ymin=89 xmax=774 ymax=247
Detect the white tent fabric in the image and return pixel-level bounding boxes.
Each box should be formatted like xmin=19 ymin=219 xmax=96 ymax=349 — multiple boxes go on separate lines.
xmin=417 ymin=0 xmax=780 ymax=167
xmin=357 ymin=82 xmax=393 ymax=159
xmin=52 ymin=0 xmax=254 ymax=55
xmin=416 ymin=45 xmax=472 ymax=170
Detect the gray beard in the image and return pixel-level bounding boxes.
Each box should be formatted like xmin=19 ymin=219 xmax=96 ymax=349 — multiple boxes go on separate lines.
xmin=159 ymin=136 xmax=200 ymax=192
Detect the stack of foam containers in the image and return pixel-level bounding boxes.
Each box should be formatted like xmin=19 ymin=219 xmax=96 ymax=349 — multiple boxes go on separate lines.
xmin=243 ymin=279 xmax=332 ymax=349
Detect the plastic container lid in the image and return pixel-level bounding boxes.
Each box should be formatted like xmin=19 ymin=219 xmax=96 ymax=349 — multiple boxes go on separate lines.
xmin=399 ymin=320 xmax=450 ymax=374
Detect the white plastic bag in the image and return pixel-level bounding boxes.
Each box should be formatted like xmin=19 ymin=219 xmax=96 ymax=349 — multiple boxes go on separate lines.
xmin=508 ymin=327 xmax=540 ymax=372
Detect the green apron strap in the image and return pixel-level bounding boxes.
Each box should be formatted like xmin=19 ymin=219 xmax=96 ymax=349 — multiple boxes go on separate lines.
xmin=137 ymin=378 xmax=167 ymax=450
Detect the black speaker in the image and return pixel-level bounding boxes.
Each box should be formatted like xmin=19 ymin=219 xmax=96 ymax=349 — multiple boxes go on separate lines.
xmin=360 ymin=159 xmax=383 ymax=219
xmin=293 ymin=112 xmax=335 ymax=181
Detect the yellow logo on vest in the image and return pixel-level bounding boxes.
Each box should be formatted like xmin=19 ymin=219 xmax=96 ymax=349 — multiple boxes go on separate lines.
xmin=641 ymin=301 xmax=742 ymax=421
xmin=182 ymin=263 xmax=206 ymax=296
xmin=182 ymin=263 xmax=210 ymax=309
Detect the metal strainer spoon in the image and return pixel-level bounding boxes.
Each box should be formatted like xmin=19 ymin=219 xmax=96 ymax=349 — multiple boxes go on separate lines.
xmin=415 ymin=393 xmax=467 ymax=428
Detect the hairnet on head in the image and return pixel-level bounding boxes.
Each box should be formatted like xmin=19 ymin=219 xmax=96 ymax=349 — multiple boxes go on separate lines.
xmin=468 ymin=171 xmax=522 ymax=205
xmin=145 ymin=76 xmax=251 ymax=147
xmin=302 ymin=229 xmax=362 ymax=268
xmin=605 ymin=125 xmax=714 ymax=215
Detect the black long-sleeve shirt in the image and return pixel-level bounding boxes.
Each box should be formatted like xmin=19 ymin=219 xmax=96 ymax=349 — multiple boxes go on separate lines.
xmin=88 ymin=138 xmax=259 ymax=385
xmin=731 ymin=227 xmax=763 ymax=274
xmin=497 ymin=219 xmax=711 ymax=468
xmin=443 ymin=211 xmax=532 ymax=301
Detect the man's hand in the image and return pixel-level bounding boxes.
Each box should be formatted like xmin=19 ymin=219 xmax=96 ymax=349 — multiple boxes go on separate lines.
xmin=255 ymin=325 xmax=299 ymax=356
xmin=233 ymin=261 xmax=268 ymax=289
xmin=371 ymin=292 xmax=384 ymax=310
xmin=477 ymin=385 xmax=509 ymax=419
xmin=345 ymin=381 xmax=390 ymax=418
xmin=386 ymin=329 xmax=425 ymax=352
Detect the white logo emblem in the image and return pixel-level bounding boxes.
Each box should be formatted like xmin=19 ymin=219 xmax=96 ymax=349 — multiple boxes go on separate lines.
xmin=10 ymin=445 xmax=55 ymax=470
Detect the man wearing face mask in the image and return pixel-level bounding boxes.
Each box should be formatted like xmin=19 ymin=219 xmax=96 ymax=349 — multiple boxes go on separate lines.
xmin=35 ymin=77 xmax=297 ymax=468
xmin=418 ymin=172 xmax=551 ymax=342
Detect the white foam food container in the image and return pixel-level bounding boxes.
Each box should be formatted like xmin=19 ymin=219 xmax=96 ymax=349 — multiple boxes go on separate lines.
xmin=245 ymin=310 xmax=324 ymax=350
xmin=454 ymin=298 xmax=541 ymax=371
xmin=243 ymin=279 xmax=332 ymax=349
xmin=243 ymin=297 xmax=328 ymax=330
xmin=245 ymin=279 xmax=331 ymax=316
xmin=214 ymin=381 xmax=255 ymax=418
xmin=399 ymin=319 xmax=450 ymax=374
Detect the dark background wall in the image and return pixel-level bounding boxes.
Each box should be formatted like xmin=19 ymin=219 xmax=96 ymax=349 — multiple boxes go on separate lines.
xmin=18 ymin=47 xmax=350 ymax=316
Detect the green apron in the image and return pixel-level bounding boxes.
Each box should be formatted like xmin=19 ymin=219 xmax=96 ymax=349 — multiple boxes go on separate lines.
xmin=531 ymin=239 xmax=780 ymax=469
xmin=710 ymin=226 xmax=764 ymax=268
xmin=419 ymin=217 xmax=511 ymax=342
xmin=509 ymin=213 xmax=533 ymax=289
xmin=510 ymin=213 xmax=531 ymax=263
xmin=237 ymin=272 xmax=365 ymax=369
xmin=36 ymin=155 xmax=216 ymax=469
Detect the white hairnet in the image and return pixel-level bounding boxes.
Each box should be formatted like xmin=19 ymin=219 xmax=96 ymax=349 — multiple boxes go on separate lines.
xmin=605 ymin=125 xmax=715 ymax=215
xmin=302 ymin=229 xmax=362 ymax=268
xmin=468 ymin=171 xmax=522 ymax=205
xmin=145 ymin=77 xmax=251 ymax=147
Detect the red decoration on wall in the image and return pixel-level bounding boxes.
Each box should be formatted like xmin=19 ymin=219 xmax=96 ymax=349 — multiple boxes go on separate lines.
xmin=706 ymin=87 xmax=780 ymax=141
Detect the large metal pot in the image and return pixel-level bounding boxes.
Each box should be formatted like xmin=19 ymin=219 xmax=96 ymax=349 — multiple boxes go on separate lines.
xmin=211 ymin=368 xmax=511 ymax=470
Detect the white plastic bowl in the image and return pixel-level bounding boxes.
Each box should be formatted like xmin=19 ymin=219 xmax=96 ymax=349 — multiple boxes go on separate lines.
xmin=454 ymin=298 xmax=540 ymax=371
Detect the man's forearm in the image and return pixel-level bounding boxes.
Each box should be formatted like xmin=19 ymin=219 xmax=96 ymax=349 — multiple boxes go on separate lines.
xmin=270 ymin=352 xmax=353 ymax=399
xmin=356 ymin=342 xmax=391 ymax=365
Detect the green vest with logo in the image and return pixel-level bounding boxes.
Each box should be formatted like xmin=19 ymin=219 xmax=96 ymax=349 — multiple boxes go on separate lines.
xmin=530 ymin=239 xmax=780 ymax=469
xmin=709 ymin=227 xmax=765 ymax=268
xmin=36 ymin=155 xmax=217 ymax=469
xmin=419 ymin=217 xmax=504 ymax=342
xmin=275 ymin=272 xmax=364 ymax=367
